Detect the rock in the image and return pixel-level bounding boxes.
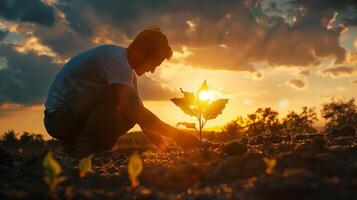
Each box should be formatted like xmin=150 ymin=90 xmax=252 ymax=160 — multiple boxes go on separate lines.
xmin=268 ymin=135 xmax=283 ymax=144
xmin=222 ymin=141 xmax=248 ymax=156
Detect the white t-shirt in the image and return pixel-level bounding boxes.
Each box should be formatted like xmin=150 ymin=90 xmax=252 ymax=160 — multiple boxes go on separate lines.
xmin=45 ymin=44 xmax=138 ymax=113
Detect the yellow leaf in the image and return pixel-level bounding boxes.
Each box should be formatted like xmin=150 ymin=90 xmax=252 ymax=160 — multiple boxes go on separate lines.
xmin=128 ymin=153 xmax=143 ymax=187
xmin=43 ymin=151 xmax=65 ymax=193
xmin=78 ymin=154 xmax=93 ymax=178
xmin=202 ymin=99 xmax=229 ymax=120
xmin=197 ymin=80 xmax=208 ymax=95
xmin=171 ymin=88 xmax=197 ymax=116
xmin=43 ymin=151 xmax=62 ymax=178
xmin=196 ymin=80 xmax=209 ymax=109
xmin=263 ymin=157 xmax=277 ymax=175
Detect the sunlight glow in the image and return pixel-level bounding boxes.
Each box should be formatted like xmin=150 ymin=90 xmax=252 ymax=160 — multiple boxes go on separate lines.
xmin=198 ymin=91 xmax=214 ymax=101
xmin=278 ymin=99 xmax=289 ymax=109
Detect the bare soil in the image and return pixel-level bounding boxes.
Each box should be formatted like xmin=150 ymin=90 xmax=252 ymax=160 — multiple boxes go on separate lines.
xmin=1 ymin=133 xmax=357 ymax=200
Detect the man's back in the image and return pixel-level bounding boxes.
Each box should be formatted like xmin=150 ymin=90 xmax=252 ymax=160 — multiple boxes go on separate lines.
xmin=45 ymin=44 xmax=136 ymax=113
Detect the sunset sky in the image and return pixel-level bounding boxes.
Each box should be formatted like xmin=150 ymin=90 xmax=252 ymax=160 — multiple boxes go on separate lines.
xmin=0 ymin=0 xmax=356 ymax=138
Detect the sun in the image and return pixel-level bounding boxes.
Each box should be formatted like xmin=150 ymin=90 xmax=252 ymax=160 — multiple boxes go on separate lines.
xmin=198 ymin=90 xmax=214 ymax=101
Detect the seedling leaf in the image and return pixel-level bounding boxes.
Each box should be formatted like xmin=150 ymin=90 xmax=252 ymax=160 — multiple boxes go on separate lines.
xmin=202 ymin=99 xmax=229 ymax=120
xmin=43 ymin=151 xmax=66 ymax=193
xmin=171 ymin=88 xmax=196 ymax=116
xmin=128 ymin=153 xmax=143 ymax=188
xmin=196 ymin=80 xmax=209 ymax=109
xmin=263 ymin=157 xmax=277 ymax=175
xmin=79 ymin=154 xmax=93 ymax=178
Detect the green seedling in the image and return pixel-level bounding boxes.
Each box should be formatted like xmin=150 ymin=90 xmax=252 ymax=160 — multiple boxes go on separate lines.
xmin=263 ymin=157 xmax=277 ymax=175
xmin=128 ymin=153 xmax=143 ymax=188
xmin=43 ymin=151 xmax=66 ymax=194
xmin=78 ymin=154 xmax=93 ymax=178
xmin=171 ymin=80 xmax=229 ymax=142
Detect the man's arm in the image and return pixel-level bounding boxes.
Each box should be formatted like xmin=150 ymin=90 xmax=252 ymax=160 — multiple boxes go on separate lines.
xmin=111 ymin=84 xmax=200 ymax=148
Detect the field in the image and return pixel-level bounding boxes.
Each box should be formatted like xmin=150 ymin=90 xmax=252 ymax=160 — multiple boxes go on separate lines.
xmin=1 ymin=130 xmax=357 ymax=200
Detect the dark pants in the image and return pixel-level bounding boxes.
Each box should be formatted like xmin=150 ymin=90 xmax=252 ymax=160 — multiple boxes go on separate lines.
xmin=44 ymin=87 xmax=135 ymax=153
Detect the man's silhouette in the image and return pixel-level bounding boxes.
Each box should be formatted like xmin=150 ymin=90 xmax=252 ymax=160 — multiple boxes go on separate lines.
xmin=44 ymin=27 xmax=203 ymax=153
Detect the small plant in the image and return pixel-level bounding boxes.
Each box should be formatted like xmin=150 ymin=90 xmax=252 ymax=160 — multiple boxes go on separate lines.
xmin=128 ymin=153 xmax=143 ymax=188
xmin=78 ymin=154 xmax=93 ymax=178
xmin=263 ymin=157 xmax=277 ymax=175
xmin=43 ymin=151 xmax=66 ymax=194
xmin=171 ymin=80 xmax=228 ymax=142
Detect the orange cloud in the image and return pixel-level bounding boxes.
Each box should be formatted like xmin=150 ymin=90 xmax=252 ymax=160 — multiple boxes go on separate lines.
xmin=287 ymin=79 xmax=307 ymax=90
xmin=321 ymin=66 xmax=357 ymax=78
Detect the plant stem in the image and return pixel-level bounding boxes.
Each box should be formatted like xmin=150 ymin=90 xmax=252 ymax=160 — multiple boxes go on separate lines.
xmin=198 ymin=114 xmax=202 ymax=142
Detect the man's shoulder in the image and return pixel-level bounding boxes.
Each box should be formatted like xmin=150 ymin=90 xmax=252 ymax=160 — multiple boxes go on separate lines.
xmin=96 ymin=44 xmax=125 ymax=53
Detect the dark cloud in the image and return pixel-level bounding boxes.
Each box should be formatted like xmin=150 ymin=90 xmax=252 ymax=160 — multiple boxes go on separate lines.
xmin=289 ymin=0 xmax=357 ymax=26
xmin=344 ymin=17 xmax=357 ymax=26
xmin=137 ymin=75 xmax=178 ymax=101
xmin=287 ymin=79 xmax=306 ymax=89
xmin=0 ymin=44 xmax=60 ymax=105
xmin=50 ymin=0 xmax=347 ymax=72
xmin=33 ymin=18 xmax=96 ymax=59
xmin=0 ymin=30 xmax=9 ymax=41
xmin=0 ymin=0 xmax=55 ymax=26
xmin=321 ymin=66 xmax=357 ymax=77
xmin=289 ymin=0 xmax=356 ymax=11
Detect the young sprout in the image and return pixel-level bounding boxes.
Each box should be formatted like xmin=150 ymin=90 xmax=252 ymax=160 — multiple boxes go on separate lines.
xmin=78 ymin=154 xmax=93 ymax=178
xmin=171 ymin=80 xmax=229 ymax=142
xmin=263 ymin=157 xmax=277 ymax=175
xmin=43 ymin=151 xmax=66 ymax=194
xmin=128 ymin=153 xmax=143 ymax=188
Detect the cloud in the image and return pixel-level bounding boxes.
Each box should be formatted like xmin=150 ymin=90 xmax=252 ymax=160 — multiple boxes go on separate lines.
xmin=0 ymin=0 xmax=55 ymax=26
xmin=48 ymin=0 xmax=347 ymax=72
xmin=252 ymin=71 xmax=264 ymax=81
xmin=298 ymin=70 xmax=310 ymax=76
xmin=344 ymin=17 xmax=357 ymax=26
xmin=0 ymin=0 xmax=355 ymax=111
xmin=0 ymin=44 xmax=60 ymax=105
xmin=289 ymin=0 xmax=357 ymax=28
xmin=287 ymin=79 xmax=307 ymax=90
xmin=33 ymin=17 xmax=96 ymax=59
xmin=0 ymin=30 xmax=9 ymax=41
xmin=353 ymin=80 xmax=357 ymax=84
xmin=137 ymin=75 xmax=178 ymax=101
xmin=0 ymin=0 xmax=348 ymax=73
xmin=321 ymin=66 xmax=357 ymax=77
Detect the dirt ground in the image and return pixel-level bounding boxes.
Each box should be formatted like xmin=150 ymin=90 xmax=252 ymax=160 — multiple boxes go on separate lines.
xmin=1 ymin=133 xmax=357 ymax=200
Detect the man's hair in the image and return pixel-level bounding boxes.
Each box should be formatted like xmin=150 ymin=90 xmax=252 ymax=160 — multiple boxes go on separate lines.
xmin=129 ymin=26 xmax=173 ymax=60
